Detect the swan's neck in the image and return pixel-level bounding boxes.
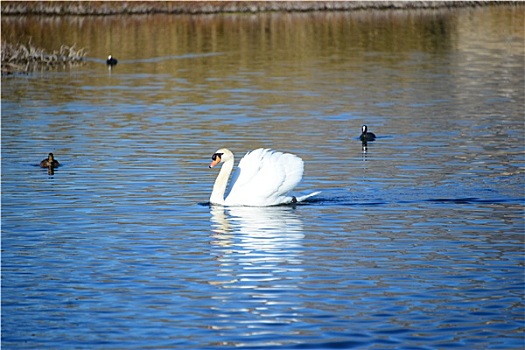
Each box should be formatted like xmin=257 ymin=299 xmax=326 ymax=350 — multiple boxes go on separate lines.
xmin=210 ymin=157 xmax=234 ymax=205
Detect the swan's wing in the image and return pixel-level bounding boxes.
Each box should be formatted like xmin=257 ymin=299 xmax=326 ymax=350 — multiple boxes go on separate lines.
xmin=225 ymin=148 xmax=304 ymax=206
xmin=226 ymin=149 xmax=264 ymax=194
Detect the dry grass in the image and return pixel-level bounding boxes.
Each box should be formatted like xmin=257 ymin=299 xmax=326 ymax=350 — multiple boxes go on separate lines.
xmin=1 ymin=1 xmax=495 ymax=15
xmin=2 ymin=41 xmax=87 ymax=74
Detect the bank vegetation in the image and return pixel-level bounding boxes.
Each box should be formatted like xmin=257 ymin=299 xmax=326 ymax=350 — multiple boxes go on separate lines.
xmin=1 ymin=1 xmax=502 ymax=16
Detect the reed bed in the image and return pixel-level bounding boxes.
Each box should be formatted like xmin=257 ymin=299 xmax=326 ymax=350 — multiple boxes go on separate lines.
xmin=1 ymin=41 xmax=87 ymax=74
xmin=1 ymin=1 xmax=496 ymax=15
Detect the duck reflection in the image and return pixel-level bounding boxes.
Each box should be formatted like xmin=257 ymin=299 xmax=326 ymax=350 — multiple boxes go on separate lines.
xmin=361 ymin=140 xmax=368 ymax=155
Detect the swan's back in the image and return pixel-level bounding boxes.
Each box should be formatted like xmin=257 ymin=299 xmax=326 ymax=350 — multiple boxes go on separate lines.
xmin=225 ymin=148 xmax=304 ymax=206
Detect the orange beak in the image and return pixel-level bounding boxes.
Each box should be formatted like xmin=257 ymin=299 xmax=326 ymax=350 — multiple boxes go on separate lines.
xmin=209 ymin=158 xmax=221 ymax=168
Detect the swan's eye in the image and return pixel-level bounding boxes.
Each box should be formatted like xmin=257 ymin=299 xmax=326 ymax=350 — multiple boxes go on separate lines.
xmin=212 ymin=153 xmax=223 ymax=161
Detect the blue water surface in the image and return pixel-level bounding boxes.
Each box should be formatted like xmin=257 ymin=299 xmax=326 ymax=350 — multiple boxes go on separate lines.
xmin=2 ymin=6 xmax=524 ymax=349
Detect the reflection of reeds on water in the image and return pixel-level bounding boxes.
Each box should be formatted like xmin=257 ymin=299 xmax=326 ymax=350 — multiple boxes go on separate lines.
xmin=1 ymin=41 xmax=86 ymax=74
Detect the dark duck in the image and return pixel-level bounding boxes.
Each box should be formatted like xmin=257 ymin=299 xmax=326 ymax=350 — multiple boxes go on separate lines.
xmin=40 ymin=153 xmax=60 ymax=168
xmin=360 ymin=125 xmax=376 ymax=142
xmin=106 ymin=55 xmax=118 ymax=66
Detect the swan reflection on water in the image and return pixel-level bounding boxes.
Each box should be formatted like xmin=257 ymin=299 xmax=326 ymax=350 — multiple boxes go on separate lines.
xmin=209 ymin=205 xmax=305 ymax=281
xmin=210 ymin=205 xmax=305 ymax=253
xmin=208 ymin=205 xmax=306 ymax=329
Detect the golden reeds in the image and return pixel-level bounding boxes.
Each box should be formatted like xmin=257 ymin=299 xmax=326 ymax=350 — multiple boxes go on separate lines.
xmin=1 ymin=41 xmax=87 ymax=74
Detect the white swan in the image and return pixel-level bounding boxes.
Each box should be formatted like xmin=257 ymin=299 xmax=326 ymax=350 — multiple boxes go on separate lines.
xmin=208 ymin=148 xmax=319 ymax=206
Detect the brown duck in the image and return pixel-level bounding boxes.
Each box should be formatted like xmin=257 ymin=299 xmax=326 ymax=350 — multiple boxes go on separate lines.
xmin=40 ymin=153 xmax=60 ymax=168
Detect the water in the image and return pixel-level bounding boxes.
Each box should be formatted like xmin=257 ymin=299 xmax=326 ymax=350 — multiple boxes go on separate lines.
xmin=2 ymin=6 xmax=524 ymax=349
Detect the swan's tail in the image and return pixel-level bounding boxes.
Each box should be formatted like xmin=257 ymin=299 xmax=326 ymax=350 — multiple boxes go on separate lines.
xmin=295 ymin=191 xmax=321 ymax=203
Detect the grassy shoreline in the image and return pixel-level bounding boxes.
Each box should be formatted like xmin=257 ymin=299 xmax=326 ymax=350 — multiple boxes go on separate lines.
xmin=0 ymin=1 xmax=505 ymax=16
xmin=1 ymin=1 xmax=517 ymax=73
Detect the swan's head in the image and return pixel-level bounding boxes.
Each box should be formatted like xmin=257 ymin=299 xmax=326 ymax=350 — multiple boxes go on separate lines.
xmin=362 ymin=125 xmax=368 ymax=134
xmin=209 ymin=148 xmax=232 ymax=168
